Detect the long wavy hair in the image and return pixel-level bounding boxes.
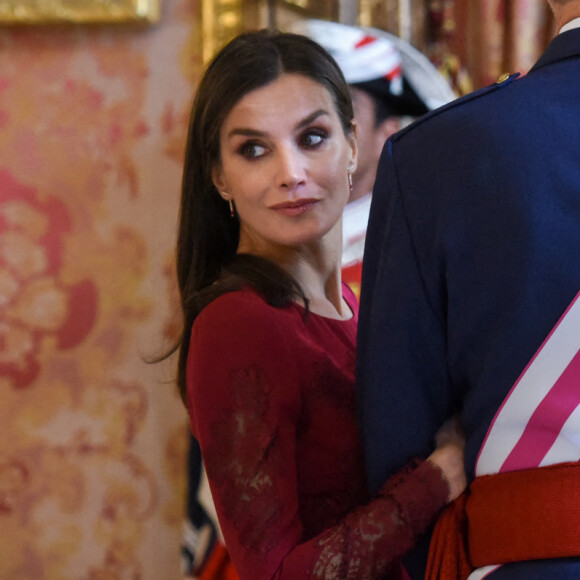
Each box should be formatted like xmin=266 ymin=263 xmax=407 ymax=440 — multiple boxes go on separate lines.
xmin=171 ymin=29 xmax=354 ymax=404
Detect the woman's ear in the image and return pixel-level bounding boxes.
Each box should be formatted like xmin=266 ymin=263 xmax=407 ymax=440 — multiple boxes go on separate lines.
xmin=347 ymin=121 xmax=358 ymax=174
xmin=212 ymin=165 xmax=227 ymax=198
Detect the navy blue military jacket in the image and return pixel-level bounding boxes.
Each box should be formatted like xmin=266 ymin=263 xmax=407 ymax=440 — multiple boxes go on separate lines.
xmin=357 ymin=27 xmax=580 ymax=579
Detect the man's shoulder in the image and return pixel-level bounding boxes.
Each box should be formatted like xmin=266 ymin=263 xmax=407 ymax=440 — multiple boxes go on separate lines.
xmin=391 ymin=72 xmax=521 ymax=144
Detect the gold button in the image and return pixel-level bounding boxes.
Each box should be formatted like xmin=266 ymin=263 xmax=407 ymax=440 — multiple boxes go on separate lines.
xmin=496 ymin=72 xmax=510 ymax=84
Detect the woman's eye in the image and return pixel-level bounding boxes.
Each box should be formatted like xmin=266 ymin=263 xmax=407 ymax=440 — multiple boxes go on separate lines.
xmin=239 ymin=142 xmax=267 ymax=159
xmin=300 ymin=131 xmax=326 ymax=148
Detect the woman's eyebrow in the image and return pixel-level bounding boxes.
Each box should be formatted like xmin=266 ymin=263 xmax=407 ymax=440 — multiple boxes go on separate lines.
xmin=226 ymin=109 xmax=330 ymax=140
xmin=295 ymin=109 xmax=330 ymax=130
xmin=226 ymin=127 xmax=264 ymax=139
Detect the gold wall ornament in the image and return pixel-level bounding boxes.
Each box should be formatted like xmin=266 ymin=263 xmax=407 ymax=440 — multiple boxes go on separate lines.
xmin=201 ymin=0 xmax=342 ymax=64
xmin=359 ymin=0 xmax=427 ymax=49
xmin=200 ymin=0 xmax=438 ymax=63
xmin=201 ymin=0 xmax=245 ymax=63
xmin=0 ymin=0 xmax=160 ymax=24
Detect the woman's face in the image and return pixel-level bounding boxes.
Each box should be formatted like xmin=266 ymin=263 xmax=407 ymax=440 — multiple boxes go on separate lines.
xmin=212 ymin=73 xmax=357 ymax=256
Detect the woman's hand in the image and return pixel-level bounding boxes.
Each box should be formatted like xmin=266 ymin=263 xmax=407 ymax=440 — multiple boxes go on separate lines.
xmin=426 ymin=415 xmax=467 ymax=502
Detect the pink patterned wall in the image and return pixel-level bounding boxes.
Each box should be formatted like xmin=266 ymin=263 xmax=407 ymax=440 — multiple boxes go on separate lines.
xmin=0 ymin=0 xmax=200 ymax=577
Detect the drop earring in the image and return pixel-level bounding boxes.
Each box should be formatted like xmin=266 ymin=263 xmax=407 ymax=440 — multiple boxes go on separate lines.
xmin=220 ymin=191 xmax=235 ymax=218
xmin=348 ymin=172 xmax=353 ymax=193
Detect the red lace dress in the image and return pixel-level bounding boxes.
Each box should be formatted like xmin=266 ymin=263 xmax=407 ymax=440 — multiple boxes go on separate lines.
xmin=186 ymin=286 xmax=448 ymax=580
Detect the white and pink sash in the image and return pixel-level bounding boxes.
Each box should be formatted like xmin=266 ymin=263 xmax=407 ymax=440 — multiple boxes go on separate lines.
xmin=469 ymin=290 xmax=580 ymax=580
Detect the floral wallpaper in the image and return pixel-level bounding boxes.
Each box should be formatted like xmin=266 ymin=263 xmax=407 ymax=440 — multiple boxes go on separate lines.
xmin=0 ymin=0 xmax=201 ymax=577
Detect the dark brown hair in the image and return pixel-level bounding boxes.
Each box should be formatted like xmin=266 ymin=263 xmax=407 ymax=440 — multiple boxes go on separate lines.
xmin=172 ymin=29 xmax=354 ymax=403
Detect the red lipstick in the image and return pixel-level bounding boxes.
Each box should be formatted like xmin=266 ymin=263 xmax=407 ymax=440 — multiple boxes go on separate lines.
xmin=270 ymin=198 xmax=319 ymax=217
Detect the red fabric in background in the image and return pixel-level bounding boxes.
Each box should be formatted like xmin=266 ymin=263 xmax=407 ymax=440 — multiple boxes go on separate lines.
xmin=199 ymin=543 xmax=239 ymax=580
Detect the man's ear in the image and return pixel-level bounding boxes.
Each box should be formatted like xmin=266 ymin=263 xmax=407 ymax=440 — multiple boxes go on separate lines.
xmin=377 ymin=117 xmax=400 ymax=143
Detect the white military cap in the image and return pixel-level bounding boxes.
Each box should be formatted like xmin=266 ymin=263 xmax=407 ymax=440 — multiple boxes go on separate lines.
xmin=290 ymin=19 xmax=456 ymax=112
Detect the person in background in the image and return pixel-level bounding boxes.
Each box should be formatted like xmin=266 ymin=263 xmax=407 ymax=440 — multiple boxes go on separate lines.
xmin=357 ymin=0 xmax=580 ymax=578
xmin=291 ymin=19 xmax=456 ymax=298
xmin=174 ymin=29 xmax=466 ymax=580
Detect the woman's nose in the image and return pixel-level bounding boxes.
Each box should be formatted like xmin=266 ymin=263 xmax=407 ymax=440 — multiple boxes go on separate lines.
xmin=276 ymin=147 xmax=306 ymax=190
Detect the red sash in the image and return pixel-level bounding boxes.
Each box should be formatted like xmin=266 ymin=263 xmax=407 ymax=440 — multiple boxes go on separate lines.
xmin=427 ymin=461 xmax=580 ymax=579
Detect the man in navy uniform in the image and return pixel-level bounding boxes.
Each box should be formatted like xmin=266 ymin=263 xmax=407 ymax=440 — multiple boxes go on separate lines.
xmin=357 ymin=0 xmax=580 ymax=578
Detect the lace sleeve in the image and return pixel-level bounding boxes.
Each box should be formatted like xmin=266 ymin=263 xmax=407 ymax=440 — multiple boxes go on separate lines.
xmin=186 ymin=292 xmax=448 ymax=580
xmin=280 ymin=460 xmax=448 ymax=579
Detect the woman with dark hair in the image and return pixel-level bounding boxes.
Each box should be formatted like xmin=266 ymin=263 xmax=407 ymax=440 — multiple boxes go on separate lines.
xmin=173 ymin=29 xmax=465 ymax=580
